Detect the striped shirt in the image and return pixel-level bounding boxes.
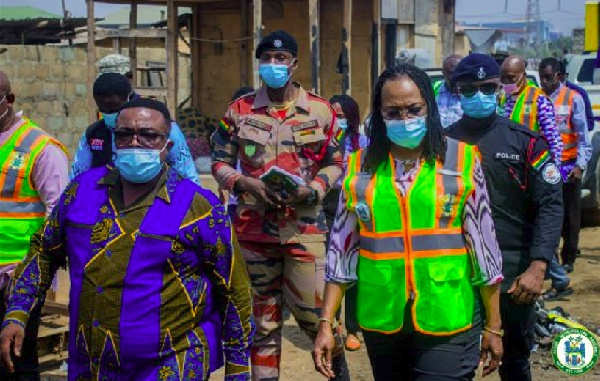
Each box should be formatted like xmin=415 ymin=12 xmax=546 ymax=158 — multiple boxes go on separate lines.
xmin=325 ymin=157 xmax=503 ymax=287
xmin=501 ymin=93 xmax=563 ymax=164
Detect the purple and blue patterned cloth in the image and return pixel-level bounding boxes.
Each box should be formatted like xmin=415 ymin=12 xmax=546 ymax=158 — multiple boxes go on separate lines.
xmin=3 ymin=165 xmax=254 ymax=380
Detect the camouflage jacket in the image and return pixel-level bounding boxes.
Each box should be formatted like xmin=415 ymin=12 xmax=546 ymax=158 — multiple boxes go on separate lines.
xmin=211 ymin=84 xmax=344 ymax=244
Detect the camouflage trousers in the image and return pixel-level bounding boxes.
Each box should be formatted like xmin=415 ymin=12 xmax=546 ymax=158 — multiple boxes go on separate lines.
xmin=240 ymin=240 xmax=343 ymax=381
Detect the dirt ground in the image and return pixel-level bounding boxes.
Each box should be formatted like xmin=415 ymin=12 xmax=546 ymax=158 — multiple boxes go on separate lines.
xmin=42 ymin=228 xmax=600 ymax=381
xmin=212 ymin=227 xmax=600 ymax=381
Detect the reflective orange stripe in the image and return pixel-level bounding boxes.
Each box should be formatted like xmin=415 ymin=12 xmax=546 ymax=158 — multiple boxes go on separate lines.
xmin=410 ymin=248 xmax=469 ymax=258
xmin=365 ymin=167 xmax=377 ymax=230
xmin=0 ymin=212 xmax=45 ymax=218
xmin=359 ymin=250 xmax=405 ymax=260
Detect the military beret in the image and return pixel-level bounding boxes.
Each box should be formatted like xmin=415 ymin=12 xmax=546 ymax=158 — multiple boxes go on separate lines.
xmin=452 ymin=53 xmax=500 ymax=83
xmin=255 ymin=30 xmax=298 ymax=59
xmin=97 ymin=54 xmax=131 ymax=76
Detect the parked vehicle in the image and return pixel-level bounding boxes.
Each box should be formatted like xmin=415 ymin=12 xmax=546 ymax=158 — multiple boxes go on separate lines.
xmin=565 ymin=53 xmax=600 ymax=221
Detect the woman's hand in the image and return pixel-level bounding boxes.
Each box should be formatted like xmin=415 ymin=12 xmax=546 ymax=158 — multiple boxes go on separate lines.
xmin=479 ymin=330 xmax=503 ymax=377
xmin=313 ymin=322 xmax=336 ymax=379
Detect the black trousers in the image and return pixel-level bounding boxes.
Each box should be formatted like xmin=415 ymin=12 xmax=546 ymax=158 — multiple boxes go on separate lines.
xmin=0 ymin=290 xmax=43 ymax=381
xmin=344 ymin=283 xmax=359 ymax=335
xmin=362 ymin=303 xmax=480 ymax=381
xmin=560 ymin=178 xmax=582 ymax=266
xmin=498 ymin=293 xmax=536 ymax=381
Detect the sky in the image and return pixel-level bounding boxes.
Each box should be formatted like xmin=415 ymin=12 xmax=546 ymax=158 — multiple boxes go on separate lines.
xmin=0 ymin=0 xmax=589 ymax=35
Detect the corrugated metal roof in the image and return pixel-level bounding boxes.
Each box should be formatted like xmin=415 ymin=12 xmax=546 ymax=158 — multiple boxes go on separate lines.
xmin=98 ymin=5 xmax=191 ymax=27
xmin=0 ymin=6 xmax=60 ymax=21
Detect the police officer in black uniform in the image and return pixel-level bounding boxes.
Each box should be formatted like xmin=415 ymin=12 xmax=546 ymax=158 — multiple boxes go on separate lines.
xmin=446 ymin=54 xmax=563 ymax=381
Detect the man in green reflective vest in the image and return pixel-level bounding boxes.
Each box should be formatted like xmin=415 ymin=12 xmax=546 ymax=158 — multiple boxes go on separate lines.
xmin=0 ymin=70 xmax=69 ymax=380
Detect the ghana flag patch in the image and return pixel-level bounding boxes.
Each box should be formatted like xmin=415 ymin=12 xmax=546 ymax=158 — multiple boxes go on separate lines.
xmin=335 ymin=128 xmax=345 ymax=142
xmin=219 ymin=118 xmax=233 ymax=133
xmin=531 ymin=150 xmax=550 ymax=171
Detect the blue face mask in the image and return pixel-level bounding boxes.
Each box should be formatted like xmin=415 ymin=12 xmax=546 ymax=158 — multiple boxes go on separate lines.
xmin=259 ymin=64 xmax=291 ymax=89
xmin=385 ymin=116 xmax=427 ymax=149
xmin=337 ymin=118 xmax=348 ymax=131
xmin=460 ymin=91 xmax=497 ymax=119
xmin=103 ymin=112 xmax=118 ymax=129
xmin=115 ymin=141 xmax=169 ymax=183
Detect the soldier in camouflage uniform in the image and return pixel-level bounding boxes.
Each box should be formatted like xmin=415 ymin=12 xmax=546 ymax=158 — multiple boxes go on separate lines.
xmin=211 ymin=31 xmax=350 ymax=381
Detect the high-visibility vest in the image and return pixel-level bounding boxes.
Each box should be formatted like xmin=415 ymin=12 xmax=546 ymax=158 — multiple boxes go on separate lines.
xmin=500 ymin=86 xmax=542 ymax=132
xmin=433 ymin=80 xmax=444 ymax=98
xmin=554 ymin=86 xmax=578 ymax=164
xmin=342 ymin=139 xmax=477 ymax=335
xmin=0 ymin=118 xmax=65 ymax=264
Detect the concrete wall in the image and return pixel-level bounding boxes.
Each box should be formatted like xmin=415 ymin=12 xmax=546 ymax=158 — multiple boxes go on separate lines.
xmin=0 ymin=44 xmax=191 ymax=158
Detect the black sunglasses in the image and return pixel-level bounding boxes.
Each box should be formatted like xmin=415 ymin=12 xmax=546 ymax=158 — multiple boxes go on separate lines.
xmin=458 ymin=83 xmax=499 ymax=98
xmin=114 ymin=128 xmax=166 ymax=148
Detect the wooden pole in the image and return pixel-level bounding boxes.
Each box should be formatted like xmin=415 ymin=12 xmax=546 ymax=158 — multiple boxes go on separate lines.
xmin=309 ymin=0 xmax=320 ymax=94
xmin=240 ymin=0 xmax=249 ymax=87
xmin=371 ymin=0 xmax=381 ymax=88
xmin=86 ymin=0 xmax=96 ymax=123
xmin=166 ymin=0 xmax=178 ymax=116
xmin=191 ymin=4 xmax=201 ymax=108
xmin=129 ymin=0 xmax=138 ymax=87
xmin=252 ymin=0 xmax=262 ymax=89
xmin=342 ymin=0 xmax=352 ymax=95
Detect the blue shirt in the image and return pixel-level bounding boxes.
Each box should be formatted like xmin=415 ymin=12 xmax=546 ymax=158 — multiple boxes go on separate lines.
xmin=70 ymin=121 xmax=200 ymax=184
xmin=566 ymin=81 xmax=595 ymax=132
xmin=435 ymin=83 xmax=463 ymax=128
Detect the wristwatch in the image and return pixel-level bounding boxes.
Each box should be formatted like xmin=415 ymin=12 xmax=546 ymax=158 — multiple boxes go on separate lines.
xmin=306 ymin=187 xmax=318 ymax=205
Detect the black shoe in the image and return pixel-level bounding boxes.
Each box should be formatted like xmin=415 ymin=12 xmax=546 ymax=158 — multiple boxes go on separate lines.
xmin=542 ymin=287 xmax=574 ymax=301
xmin=576 ymin=250 xmax=581 ymax=257
xmin=563 ymin=263 xmax=574 ymax=273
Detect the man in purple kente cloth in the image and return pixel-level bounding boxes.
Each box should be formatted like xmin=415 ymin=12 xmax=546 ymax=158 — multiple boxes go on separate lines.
xmin=0 ymin=98 xmax=254 ymax=381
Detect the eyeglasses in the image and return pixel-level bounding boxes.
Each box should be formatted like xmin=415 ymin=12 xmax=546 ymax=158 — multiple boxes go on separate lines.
xmin=113 ymin=128 xmax=167 ymax=148
xmin=457 ymin=83 xmax=499 ymax=98
xmin=381 ymin=104 xmax=425 ymax=120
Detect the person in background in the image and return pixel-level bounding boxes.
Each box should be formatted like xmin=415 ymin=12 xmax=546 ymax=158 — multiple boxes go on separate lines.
xmin=539 ymin=57 xmax=592 ymax=276
xmin=326 ymin=94 xmax=367 ymax=352
xmin=558 ymin=61 xmax=595 ymax=132
xmin=499 ymin=56 xmax=563 ymax=164
xmin=447 ymin=53 xmax=563 ymax=381
xmin=220 ymin=86 xmax=256 ymax=219
xmin=211 ymin=30 xmax=349 ymax=381
xmin=315 ymin=63 xmax=503 ymax=380
xmin=0 ymin=70 xmax=69 ymax=380
xmin=0 ymin=98 xmax=254 ymax=380
xmin=433 ymin=54 xmax=463 ymax=128
xmin=71 ymin=73 xmax=200 ymax=184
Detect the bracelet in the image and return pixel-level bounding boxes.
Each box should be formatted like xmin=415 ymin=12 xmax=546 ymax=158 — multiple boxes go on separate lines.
xmin=318 ymin=317 xmax=333 ymax=326
xmin=483 ymin=326 xmax=504 ymax=337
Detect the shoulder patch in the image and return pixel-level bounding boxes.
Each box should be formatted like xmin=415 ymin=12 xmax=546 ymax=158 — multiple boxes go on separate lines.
xmin=542 ymin=163 xmax=561 ymax=185
xmin=531 ymin=150 xmax=551 ymax=171
xmin=219 ymin=118 xmax=233 ymax=134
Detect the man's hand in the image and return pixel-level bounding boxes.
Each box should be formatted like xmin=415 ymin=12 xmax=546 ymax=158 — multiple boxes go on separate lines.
xmin=479 ymin=330 xmax=503 ymax=377
xmin=313 ymin=322 xmax=336 ymax=379
xmin=235 ymin=176 xmax=283 ymax=207
xmin=0 ymin=323 xmax=25 ymax=373
xmin=569 ymin=166 xmax=583 ymax=181
xmin=508 ymin=260 xmax=546 ymax=304
xmin=277 ymin=185 xmax=313 ymax=206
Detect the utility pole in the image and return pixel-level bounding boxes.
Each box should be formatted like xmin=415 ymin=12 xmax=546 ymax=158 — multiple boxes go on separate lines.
xmin=525 ymin=0 xmax=542 ymax=59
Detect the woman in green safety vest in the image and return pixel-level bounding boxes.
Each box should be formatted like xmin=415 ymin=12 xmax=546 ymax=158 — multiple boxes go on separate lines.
xmin=313 ymin=63 xmax=505 ymax=380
